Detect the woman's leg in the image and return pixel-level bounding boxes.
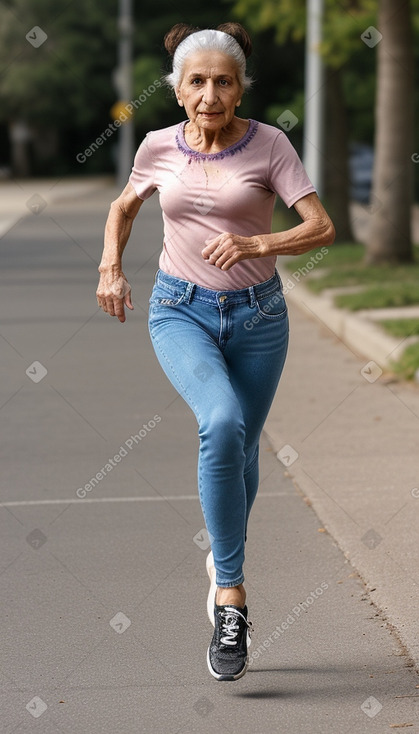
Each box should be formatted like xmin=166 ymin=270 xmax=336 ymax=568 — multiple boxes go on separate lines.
xmin=148 ymin=271 xmax=289 ymax=598
xmin=149 ymin=304 xmax=249 ymax=589
xmin=224 ymin=302 xmax=289 ymax=533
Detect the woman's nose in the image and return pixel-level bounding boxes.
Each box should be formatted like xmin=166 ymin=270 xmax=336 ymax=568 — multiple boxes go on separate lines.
xmin=202 ymin=81 xmax=217 ymax=105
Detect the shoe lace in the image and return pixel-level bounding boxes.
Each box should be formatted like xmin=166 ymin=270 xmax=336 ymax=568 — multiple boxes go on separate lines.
xmin=220 ymin=607 xmax=253 ymax=646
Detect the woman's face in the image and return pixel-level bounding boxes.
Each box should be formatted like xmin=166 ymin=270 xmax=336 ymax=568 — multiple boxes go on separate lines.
xmin=176 ymin=50 xmax=243 ymax=130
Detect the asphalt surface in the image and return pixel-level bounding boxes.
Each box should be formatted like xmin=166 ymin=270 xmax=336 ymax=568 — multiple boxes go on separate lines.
xmin=1 ymin=182 xmax=418 ymax=733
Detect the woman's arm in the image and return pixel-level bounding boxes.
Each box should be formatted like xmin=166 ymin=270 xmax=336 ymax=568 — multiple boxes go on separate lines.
xmin=201 ymin=193 xmax=335 ymax=271
xmin=96 ymin=182 xmax=143 ymax=323
xmin=255 ymin=192 xmax=335 ymax=256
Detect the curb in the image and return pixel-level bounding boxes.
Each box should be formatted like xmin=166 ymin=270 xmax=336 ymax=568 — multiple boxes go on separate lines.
xmin=264 ymin=278 xmax=419 ymax=669
xmin=283 ymin=278 xmax=407 ymax=369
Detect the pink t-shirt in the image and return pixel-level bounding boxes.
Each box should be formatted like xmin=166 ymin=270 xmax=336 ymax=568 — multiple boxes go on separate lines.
xmin=129 ymin=119 xmax=316 ymax=290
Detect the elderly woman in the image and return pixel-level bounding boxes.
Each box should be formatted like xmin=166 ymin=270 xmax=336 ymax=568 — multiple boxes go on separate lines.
xmin=96 ymin=21 xmax=335 ymax=681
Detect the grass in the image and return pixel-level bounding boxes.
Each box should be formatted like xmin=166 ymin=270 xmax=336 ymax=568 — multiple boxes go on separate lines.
xmin=288 ymin=242 xmax=364 ymax=272
xmin=335 ymin=283 xmax=419 ymax=310
xmin=284 ymin=243 xmax=419 ymax=308
xmin=282 ymin=239 xmax=419 ymax=379
xmin=287 ymin=244 xmax=419 ymax=299
xmin=379 ymin=318 xmax=419 ymax=338
xmin=390 ymin=342 xmax=419 ymax=380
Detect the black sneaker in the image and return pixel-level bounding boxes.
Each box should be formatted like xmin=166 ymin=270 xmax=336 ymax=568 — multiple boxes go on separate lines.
xmin=207 ymin=604 xmax=253 ymax=681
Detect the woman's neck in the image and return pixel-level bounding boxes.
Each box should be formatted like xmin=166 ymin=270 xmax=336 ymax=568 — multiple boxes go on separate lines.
xmin=184 ymin=117 xmax=249 ymax=154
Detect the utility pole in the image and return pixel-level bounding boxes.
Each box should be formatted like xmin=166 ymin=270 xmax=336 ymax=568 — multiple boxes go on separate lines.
xmin=116 ymin=0 xmax=134 ymax=189
xmin=303 ymin=0 xmax=325 ymax=197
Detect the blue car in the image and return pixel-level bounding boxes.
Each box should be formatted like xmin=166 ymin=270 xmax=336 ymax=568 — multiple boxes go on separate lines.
xmin=349 ymin=143 xmax=374 ymax=204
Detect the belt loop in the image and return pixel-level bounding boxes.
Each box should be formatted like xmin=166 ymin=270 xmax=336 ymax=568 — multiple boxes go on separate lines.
xmin=248 ymin=285 xmax=256 ymax=307
xmin=184 ymin=282 xmax=195 ymax=303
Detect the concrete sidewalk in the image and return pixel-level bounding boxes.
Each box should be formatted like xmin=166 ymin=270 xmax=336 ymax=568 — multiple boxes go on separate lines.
xmin=2 ymin=180 xmax=418 ymax=673
xmin=265 ymin=294 xmax=419 ymax=668
xmin=1 ymin=179 xmax=418 ymax=732
xmin=0 ymin=175 xmax=113 ymax=238
xmin=264 ymin=202 xmax=419 ymax=666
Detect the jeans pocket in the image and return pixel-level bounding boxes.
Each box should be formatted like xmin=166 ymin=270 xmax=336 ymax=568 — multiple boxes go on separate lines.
xmin=255 ymin=288 xmax=287 ymax=321
xmin=149 ymin=284 xmax=185 ymax=308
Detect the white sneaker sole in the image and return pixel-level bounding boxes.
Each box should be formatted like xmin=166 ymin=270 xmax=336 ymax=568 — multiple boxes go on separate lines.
xmin=206 ymin=646 xmax=248 ymax=681
xmin=206 ymin=551 xmax=216 ymax=627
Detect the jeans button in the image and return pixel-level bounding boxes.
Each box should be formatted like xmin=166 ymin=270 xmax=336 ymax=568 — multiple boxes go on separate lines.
xmin=219 ymin=295 xmax=227 ymax=303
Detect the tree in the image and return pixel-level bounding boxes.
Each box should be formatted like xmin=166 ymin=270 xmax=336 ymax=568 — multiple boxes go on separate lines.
xmin=366 ymin=0 xmax=415 ymax=263
xmin=232 ymin=0 xmax=378 ymax=242
xmin=0 ymin=0 xmax=118 ymax=175
xmin=0 ymin=0 xmax=252 ymax=174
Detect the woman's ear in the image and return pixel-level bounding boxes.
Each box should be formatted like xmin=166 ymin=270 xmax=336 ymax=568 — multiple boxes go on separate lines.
xmin=236 ymin=99 xmax=242 ymax=107
xmin=175 ymin=88 xmax=184 ymax=107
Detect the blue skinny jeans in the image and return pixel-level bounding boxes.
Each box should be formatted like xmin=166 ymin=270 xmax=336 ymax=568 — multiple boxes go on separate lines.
xmin=148 ymin=269 xmax=289 ymax=587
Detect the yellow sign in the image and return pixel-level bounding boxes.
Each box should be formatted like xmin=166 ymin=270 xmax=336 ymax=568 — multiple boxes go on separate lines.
xmin=110 ymin=101 xmax=134 ymax=123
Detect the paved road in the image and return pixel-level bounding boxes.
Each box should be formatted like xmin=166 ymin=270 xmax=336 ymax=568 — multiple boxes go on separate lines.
xmin=1 ymin=183 xmax=418 ymax=733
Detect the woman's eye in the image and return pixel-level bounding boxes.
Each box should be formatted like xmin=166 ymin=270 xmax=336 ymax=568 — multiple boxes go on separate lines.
xmin=219 ymin=79 xmax=229 ymax=86
xmin=191 ymin=78 xmax=202 ymax=85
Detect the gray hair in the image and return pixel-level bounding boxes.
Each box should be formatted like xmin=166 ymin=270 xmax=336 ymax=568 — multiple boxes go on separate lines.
xmin=165 ymin=29 xmax=252 ymax=91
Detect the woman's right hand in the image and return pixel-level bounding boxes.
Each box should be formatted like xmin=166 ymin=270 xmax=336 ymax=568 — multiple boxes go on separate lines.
xmin=97 ymin=182 xmax=143 ymax=322
xmin=96 ymin=267 xmax=133 ymax=323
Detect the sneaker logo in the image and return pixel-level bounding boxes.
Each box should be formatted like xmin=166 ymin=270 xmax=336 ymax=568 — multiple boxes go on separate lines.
xmin=221 ymin=617 xmax=239 ymax=645
xmin=220 ymin=610 xmax=241 ymax=646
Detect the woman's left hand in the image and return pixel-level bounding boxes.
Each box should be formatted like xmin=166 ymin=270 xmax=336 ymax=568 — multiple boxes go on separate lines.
xmin=202 ymin=233 xmax=265 ymax=271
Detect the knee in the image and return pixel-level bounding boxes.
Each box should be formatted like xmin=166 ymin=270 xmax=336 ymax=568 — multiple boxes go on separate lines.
xmin=199 ymin=405 xmax=245 ymax=447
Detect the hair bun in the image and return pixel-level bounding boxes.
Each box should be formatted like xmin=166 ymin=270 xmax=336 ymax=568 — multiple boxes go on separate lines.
xmin=164 ymin=23 xmax=199 ymax=56
xmin=217 ymin=22 xmax=252 ymax=58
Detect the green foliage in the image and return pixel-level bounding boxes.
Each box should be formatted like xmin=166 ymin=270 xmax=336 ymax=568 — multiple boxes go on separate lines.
xmin=233 ymin=0 xmax=306 ymax=43
xmin=234 ymin=0 xmax=377 ymax=67
xmin=287 ymin=242 xmax=419 ymax=295
xmin=132 ymin=55 xmax=172 ymax=134
xmin=265 ymin=89 xmax=305 ymax=128
xmin=0 ymin=0 xmax=118 ymax=128
xmin=286 ymin=242 xmax=364 ymax=272
xmin=0 ymin=0 xmax=258 ymax=172
xmin=0 ymin=0 xmax=416 ymax=177
xmin=286 ymin=242 xmax=419 ymax=309
xmin=335 ymin=283 xmax=419 ymax=310
xmin=321 ymin=2 xmax=376 ymax=69
xmin=232 ymin=0 xmax=380 ymax=148
xmin=380 ymin=319 xmax=419 ymax=338
xmin=390 ymin=342 xmax=419 ymax=381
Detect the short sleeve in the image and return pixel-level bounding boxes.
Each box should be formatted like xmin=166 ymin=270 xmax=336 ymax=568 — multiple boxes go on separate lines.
xmin=267 ymin=131 xmax=316 ymax=208
xmin=128 ymin=133 xmax=157 ymax=200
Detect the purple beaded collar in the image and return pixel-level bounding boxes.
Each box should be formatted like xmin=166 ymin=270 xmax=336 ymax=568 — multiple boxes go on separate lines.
xmin=176 ymin=119 xmax=258 ymax=161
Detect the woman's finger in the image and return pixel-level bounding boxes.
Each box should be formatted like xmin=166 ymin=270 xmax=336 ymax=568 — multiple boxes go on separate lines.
xmin=96 ymin=274 xmax=133 ymax=321
xmin=114 ymin=298 xmax=127 ymax=322
xmin=124 ymin=290 xmax=134 ymax=310
xmin=202 ymin=233 xmax=228 ymax=259
xmin=105 ymin=297 xmax=116 ymax=316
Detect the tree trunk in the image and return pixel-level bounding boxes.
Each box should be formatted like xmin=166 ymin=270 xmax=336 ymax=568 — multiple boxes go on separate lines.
xmin=366 ymin=0 xmax=414 ymax=264
xmin=9 ymin=120 xmax=32 ymax=178
xmin=324 ymin=66 xmax=355 ymax=243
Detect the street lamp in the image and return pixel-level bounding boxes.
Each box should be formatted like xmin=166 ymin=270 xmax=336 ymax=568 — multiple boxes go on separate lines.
xmin=115 ymin=0 xmax=135 ymax=189
xmin=303 ymin=0 xmax=325 ymax=198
